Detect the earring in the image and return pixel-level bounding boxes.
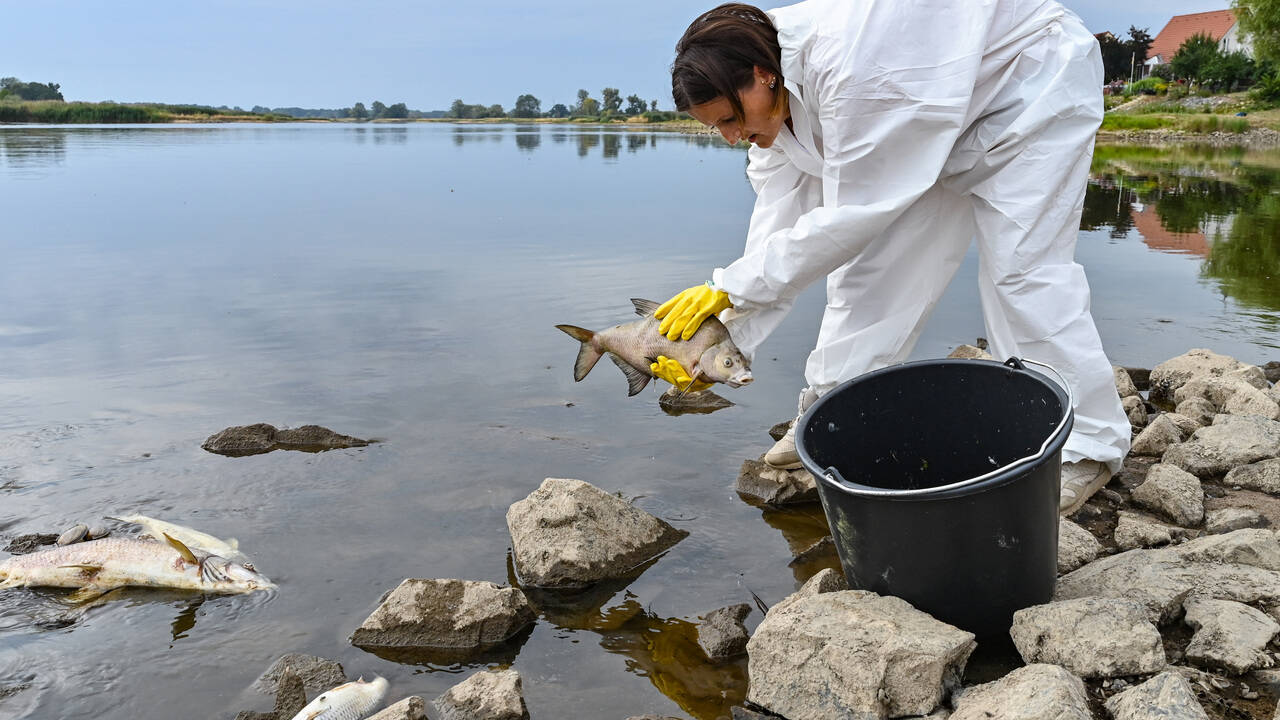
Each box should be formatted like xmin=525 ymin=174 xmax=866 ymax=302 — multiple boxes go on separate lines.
xmin=769 ymin=77 xmax=777 ymax=89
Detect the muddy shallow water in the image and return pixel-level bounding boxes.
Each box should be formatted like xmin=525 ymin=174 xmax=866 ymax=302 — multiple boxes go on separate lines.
xmin=1 ymin=126 xmax=1278 ymax=719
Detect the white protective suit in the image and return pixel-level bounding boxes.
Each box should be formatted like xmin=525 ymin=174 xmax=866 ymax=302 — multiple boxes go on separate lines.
xmin=710 ymin=0 xmax=1131 ymax=471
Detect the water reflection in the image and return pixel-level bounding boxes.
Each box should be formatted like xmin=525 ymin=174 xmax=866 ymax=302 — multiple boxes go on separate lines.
xmin=0 ymin=131 xmax=67 ymax=168
xmin=372 ymin=127 xmax=408 ymax=144
xmin=577 ymin=131 xmax=600 ymax=157
xmin=602 ymin=134 xmax=620 ymax=159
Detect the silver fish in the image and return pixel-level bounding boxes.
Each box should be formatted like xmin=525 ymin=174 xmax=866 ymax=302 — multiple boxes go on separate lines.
xmin=109 ymin=514 xmax=248 ymax=564
xmin=289 ymin=676 xmax=387 ymax=720
xmin=0 ymin=535 xmax=273 ymax=598
xmin=557 ymin=298 xmax=753 ymax=396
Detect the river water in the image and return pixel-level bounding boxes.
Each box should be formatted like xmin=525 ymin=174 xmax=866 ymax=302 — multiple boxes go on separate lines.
xmin=0 ymin=124 xmax=1277 ymax=719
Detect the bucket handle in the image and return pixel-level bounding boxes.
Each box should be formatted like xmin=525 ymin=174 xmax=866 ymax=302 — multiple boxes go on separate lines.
xmin=822 ymin=357 xmax=1074 ymax=498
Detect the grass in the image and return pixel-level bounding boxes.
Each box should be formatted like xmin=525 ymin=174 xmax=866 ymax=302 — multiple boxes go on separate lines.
xmin=1100 ymin=112 xmax=1252 ymax=134
xmin=0 ymin=99 xmax=284 ymax=124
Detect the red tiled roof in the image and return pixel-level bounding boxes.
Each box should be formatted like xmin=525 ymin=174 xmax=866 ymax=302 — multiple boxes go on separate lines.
xmin=1132 ymin=206 xmax=1209 ymax=257
xmin=1148 ymin=9 xmax=1237 ymax=63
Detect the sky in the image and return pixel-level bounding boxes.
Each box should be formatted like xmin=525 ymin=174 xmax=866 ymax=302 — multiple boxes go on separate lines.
xmin=4 ymin=0 xmax=1232 ymax=111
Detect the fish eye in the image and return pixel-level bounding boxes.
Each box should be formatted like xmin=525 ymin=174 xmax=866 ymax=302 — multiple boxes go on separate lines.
xmin=723 ymin=357 xmax=733 ymax=367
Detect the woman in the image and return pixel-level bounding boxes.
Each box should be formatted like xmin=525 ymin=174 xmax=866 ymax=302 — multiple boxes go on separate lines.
xmin=650 ymin=0 xmax=1130 ymax=514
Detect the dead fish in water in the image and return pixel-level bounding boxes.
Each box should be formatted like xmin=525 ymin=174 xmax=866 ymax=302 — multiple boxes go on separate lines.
xmin=289 ymin=676 xmax=387 ymax=720
xmin=0 ymin=535 xmax=273 ymax=600
xmin=556 ymin=298 xmax=753 ymax=396
xmin=108 ymin=514 xmax=248 ymax=564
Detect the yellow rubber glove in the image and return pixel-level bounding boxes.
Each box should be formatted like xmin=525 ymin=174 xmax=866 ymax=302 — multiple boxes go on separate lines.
xmin=650 ymin=355 xmax=713 ymax=392
xmin=654 ymin=283 xmax=732 ymax=341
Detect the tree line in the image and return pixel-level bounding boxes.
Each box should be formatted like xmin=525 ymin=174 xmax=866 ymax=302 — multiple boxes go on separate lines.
xmin=446 ymin=89 xmax=675 ymax=120
xmin=0 ymin=77 xmax=64 ymax=101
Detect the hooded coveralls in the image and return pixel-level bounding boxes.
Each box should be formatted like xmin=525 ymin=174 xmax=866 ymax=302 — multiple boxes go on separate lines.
xmin=710 ymin=0 xmax=1130 ymax=471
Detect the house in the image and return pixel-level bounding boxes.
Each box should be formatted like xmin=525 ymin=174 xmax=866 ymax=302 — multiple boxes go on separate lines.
xmin=1143 ymin=9 xmax=1252 ymax=75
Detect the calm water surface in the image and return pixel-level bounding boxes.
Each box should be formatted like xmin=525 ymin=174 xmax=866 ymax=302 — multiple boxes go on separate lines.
xmin=0 ymin=124 xmax=1277 ymax=719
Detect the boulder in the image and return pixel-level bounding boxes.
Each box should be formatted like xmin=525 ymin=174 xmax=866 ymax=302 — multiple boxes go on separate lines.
xmin=368 ymin=697 xmax=428 ymax=720
xmin=1183 ymin=597 xmax=1280 ymax=674
xmin=433 ymin=669 xmax=529 ymax=720
xmin=771 ymin=567 xmax=848 ymax=616
xmin=1225 ymin=459 xmax=1280 ymax=494
xmin=746 ymin=590 xmax=974 ymax=719
xmin=1130 ymin=415 xmax=1185 ymax=457
xmin=735 ymin=460 xmax=818 ymax=505
xmin=1058 ymin=518 xmax=1102 ymax=575
xmin=1114 ymin=511 xmax=1174 ymax=551
xmin=1130 ymin=463 xmax=1203 ymax=526
xmin=1009 ymin=598 xmax=1166 ymax=678
xmin=696 ymin=603 xmax=751 ymax=661
xmin=506 ymin=478 xmax=689 ymax=587
xmin=1225 ymin=385 xmax=1280 ymax=420
xmin=1123 ymin=395 xmax=1148 ymax=428
xmin=1104 ymin=671 xmax=1208 ymax=720
xmin=251 ymin=653 xmax=346 ymax=697
xmin=273 ymin=667 xmax=307 ymax=719
xmin=1176 ymin=397 xmax=1218 ymax=427
xmin=950 ymin=664 xmax=1090 ymax=720
xmin=1265 ymin=361 xmax=1280 ymax=385
xmin=1165 ymin=413 xmax=1202 ymax=438
xmin=1150 ymin=349 xmax=1252 ymax=406
xmin=1115 ymin=366 xmax=1140 ymax=398
xmin=350 ymin=579 xmax=534 ymax=652
xmin=202 ymin=423 xmax=369 ymax=456
xmin=1205 ymin=507 xmax=1269 ymax=534
xmin=1054 ymin=529 xmax=1280 ymax=623
xmin=1174 ymin=376 xmax=1264 ymax=410
xmin=948 ymin=344 xmax=994 ymax=360
xmin=1162 ymin=414 xmax=1280 ymax=478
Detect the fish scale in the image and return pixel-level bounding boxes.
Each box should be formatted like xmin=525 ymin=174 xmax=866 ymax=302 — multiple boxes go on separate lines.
xmin=289 ymin=677 xmax=387 ymax=720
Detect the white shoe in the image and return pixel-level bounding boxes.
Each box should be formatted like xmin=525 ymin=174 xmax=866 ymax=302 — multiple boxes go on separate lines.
xmin=1059 ymin=460 xmax=1111 ymax=516
xmin=764 ymin=421 xmax=803 ymax=470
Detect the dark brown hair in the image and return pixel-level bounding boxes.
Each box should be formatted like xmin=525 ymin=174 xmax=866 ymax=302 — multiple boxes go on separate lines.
xmin=671 ymin=3 xmax=783 ymax=122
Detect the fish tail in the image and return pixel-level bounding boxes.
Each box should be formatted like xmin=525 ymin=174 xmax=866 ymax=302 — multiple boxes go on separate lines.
xmin=555 ymin=325 xmax=603 ymax=381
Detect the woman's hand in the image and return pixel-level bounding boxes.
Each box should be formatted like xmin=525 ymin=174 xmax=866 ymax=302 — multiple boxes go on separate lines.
xmin=654 ymin=283 xmax=732 ymax=340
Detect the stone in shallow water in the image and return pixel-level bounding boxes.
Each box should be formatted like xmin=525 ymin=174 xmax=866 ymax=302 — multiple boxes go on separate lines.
xmin=3 ymin=533 xmax=57 ymax=554
xmin=202 ymin=423 xmax=369 ymax=456
xmin=251 ymin=653 xmax=346 ymax=698
xmin=696 ymin=603 xmax=752 ymax=661
xmin=735 ymin=459 xmax=818 ymax=505
xmin=350 ymin=578 xmax=534 ymax=653
xmin=658 ymin=387 xmax=734 ymax=414
xmin=433 ymin=669 xmax=529 ymax=720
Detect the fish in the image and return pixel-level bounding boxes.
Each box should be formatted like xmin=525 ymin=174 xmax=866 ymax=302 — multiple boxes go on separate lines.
xmin=556 ymin=298 xmax=753 ymax=396
xmin=108 ymin=514 xmax=248 ymax=564
xmin=0 ymin=535 xmax=273 ymax=599
xmin=289 ymin=676 xmax=388 ymax=720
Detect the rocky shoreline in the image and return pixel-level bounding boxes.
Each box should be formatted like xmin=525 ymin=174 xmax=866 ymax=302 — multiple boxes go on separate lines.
xmin=1096 ymin=127 xmax=1280 ymax=147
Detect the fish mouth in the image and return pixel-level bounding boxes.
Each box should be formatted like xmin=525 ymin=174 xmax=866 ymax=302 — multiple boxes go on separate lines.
xmin=724 ymin=374 xmax=753 ymax=388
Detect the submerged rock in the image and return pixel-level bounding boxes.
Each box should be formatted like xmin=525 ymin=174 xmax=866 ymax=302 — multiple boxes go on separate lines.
xmin=696 ymin=603 xmax=752 ymax=661
xmin=951 ymin=664 xmax=1090 ymax=720
xmin=433 ymin=669 xmax=529 ymax=720
xmin=351 ymin=579 xmax=534 ymax=653
xmin=735 ymin=459 xmax=818 ymax=506
xmin=202 ymin=423 xmax=369 ymax=457
xmin=506 ymin=478 xmax=688 ymax=588
xmin=1104 ymin=671 xmax=1208 ymax=720
xmin=1009 ymin=598 xmax=1166 ymax=678
xmin=272 ymin=667 xmax=307 ymax=720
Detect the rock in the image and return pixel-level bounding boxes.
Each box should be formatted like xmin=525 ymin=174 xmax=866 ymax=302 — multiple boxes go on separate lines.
xmin=1130 ymin=415 xmax=1186 ymax=456
xmin=1150 ymin=349 xmax=1253 ymax=406
xmin=506 ymin=478 xmax=689 ymax=588
xmin=1205 ymin=507 xmax=1269 ymax=534
xmin=731 ymin=709 xmax=780 ymax=720
xmin=251 ymin=653 xmax=346 ymax=698
xmin=1165 ymin=413 xmax=1202 ymax=438
xmin=56 ymin=524 xmax=88 ymax=546
xmin=1183 ymin=597 xmax=1280 ymax=674
xmin=1229 ymin=365 xmax=1273 ymax=390
xmin=658 ymin=387 xmax=734 ymax=414
xmin=273 ymin=667 xmax=307 ymax=719
xmin=948 ymin=344 xmax=993 ymax=360
xmin=1114 ymin=511 xmax=1175 ymax=550
xmin=202 ymin=423 xmax=369 ymax=456
xmin=351 ymin=578 xmax=534 ymax=652
xmin=772 ymin=567 xmax=848 ymax=615
xmin=1104 ymin=670 xmax=1208 ymax=720
xmin=272 ymin=424 xmax=370 ymax=450
xmin=950 ymin=664 xmax=1090 ymax=720
xmin=1058 ymin=518 xmax=1102 ymax=574
xmin=233 ymin=713 xmax=273 ymax=720
xmin=1225 ymin=459 xmax=1280 ymax=494
xmin=746 ymin=590 xmax=974 ymax=719
xmin=788 ymin=535 xmax=835 ymax=568
xmin=735 ymin=459 xmax=818 ymax=505
xmin=368 ymin=697 xmax=428 ymax=720
xmin=1009 ymin=598 xmax=1166 ymax=677
xmin=696 ymin=603 xmax=751 ymax=661
xmin=1125 ymin=367 xmax=1152 ymax=391
xmin=1264 ymin=361 xmax=1280 ymax=384
xmin=433 ymin=669 xmax=529 ymax=720
xmin=1123 ymin=395 xmax=1148 ymax=428
xmin=1055 ymin=529 xmax=1280 ymax=623
xmin=1177 ymin=397 xmax=1218 ymax=427
xmin=768 ymin=419 xmax=792 ymax=441
xmin=1115 ymin=366 xmax=1140 ymax=398
xmin=1130 ymin=463 xmax=1204 ymax=526
xmin=1162 ymin=414 xmax=1280 ymax=478
xmin=3 ymin=533 xmax=58 ymax=554
xmin=1175 ymin=376 xmax=1264 ymax=410
xmin=1226 ymin=385 xmax=1280 ymax=420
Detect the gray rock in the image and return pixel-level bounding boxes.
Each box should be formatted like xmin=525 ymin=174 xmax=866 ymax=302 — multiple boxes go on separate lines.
xmin=202 ymin=423 xmax=368 ymax=456
xmin=1183 ymin=596 xmax=1280 ymax=674
xmin=273 ymin=667 xmax=306 ymax=719
xmin=56 ymin=524 xmax=88 ymax=546
xmin=1114 ymin=511 xmax=1175 ymax=551
xmin=1009 ymin=597 xmax=1166 ymax=678
xmin=1130 ymin=463 xmax=1204 ymax=526
xmin=696 ymin=603 xmax=751 ymax=661
xmin=1174 ymin=376 xmax=1263 ymax=410
xmin=3 ymin=533 xmax=57 ymax=554
xmin=746 ymin=590 xmax=974 ymax=719
xmin=272 ymin=424 xmax=370 ymax=450
xmin=1205 ymin=507 xmax=1269 ymax=534
xmin=1265 ymin=361 xmax=1280 ymax=385
xmin=1123 ymin=395 xmax=1148 ymax=428
xmin=506 ymin=478 xmax=689 ymax=588
xmin=735 ymin=459 xmax=818 ymax=505
xmin=1116 ymin=366 xmax=1140 ymax=398
xmin=351 ymin=578 xmax=534 ymax=651
xmin=771 ymin=568 xmax=848 ymax=616
xmin=1176 ymin=397 xmax=1218 ymax=427
xmin=1162 ymin=414 xmax=1280 ymax=478
xmin=1225 ymin=458 xmax=1280 ymax=494
xmin=1226 ymin=385 xmax=1280 ymax=420
xmin=658 ymin=387 xmax=734 ymax=414
xmin=949 ymin=344 xmax=994 ymax=360
xmin=1104 ymin=670 xmax=1208 ymax=720
xmin=251 ymin=653 xmax=346 ymax=698
xmin=368 ymin=696 xmax=428 ymax=720
xmin=1130 ymin=415 xmax=1185 ymax=457
xmin=1165 ymin=413 xmax=1202 ymax=438
xmin=1055 ymin=529 xmax=1280 ymax=623
xmin=1150 ymin=349 xmax=1252 ymax=406
xmin=1058 ymin=518 xmax=1102 ymax=574
xmin=433 ymin=669 xmax=529 ymax=720
xmin=950 ymin=664 xmax=1090 ymax=720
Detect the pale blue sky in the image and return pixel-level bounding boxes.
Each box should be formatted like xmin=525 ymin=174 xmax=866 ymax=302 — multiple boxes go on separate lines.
xmin=4 ymin=0 xmax=1230 ymax=111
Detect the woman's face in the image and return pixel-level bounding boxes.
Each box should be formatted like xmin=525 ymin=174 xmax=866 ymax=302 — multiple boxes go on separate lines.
xmin=688 ymin=66 xmax=787 ymax=148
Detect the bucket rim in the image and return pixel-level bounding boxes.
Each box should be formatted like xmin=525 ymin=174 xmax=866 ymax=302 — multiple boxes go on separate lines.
xmin=797 ymin=357 xmax=1074 ymax=499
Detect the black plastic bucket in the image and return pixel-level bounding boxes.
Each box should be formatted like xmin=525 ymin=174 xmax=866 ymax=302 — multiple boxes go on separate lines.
xmin=795 ymin=358 xmax=1073 ymax=639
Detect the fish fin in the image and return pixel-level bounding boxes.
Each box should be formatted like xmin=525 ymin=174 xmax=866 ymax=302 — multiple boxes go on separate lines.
xmin=66 ymin=586 xmax=108 ymax=604
xmin=227 ymin=538 xmax=240 ymax=551
xmin=556 ymin=325 xmax=603 ymax=382
xmin=609 ymin=354 xmax=651 ymax=396
xmin=162 ymin=533 xmax=199 ymax=565
xmin=56 ymin=564 xmax=103 ymax=571
xmin=630 ymin=298 xmax=661 ymax=317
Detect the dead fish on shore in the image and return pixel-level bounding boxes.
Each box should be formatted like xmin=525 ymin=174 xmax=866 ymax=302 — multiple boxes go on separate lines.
xmin=289 ymin=676 xmax=387 ymax=720
xmin=0 ymin=535 xmax=273 ymax=600
xmin=108 ymin=514 xmax=248 ymax=564
xmin=557 ymin=299 xmax=753 ymax=396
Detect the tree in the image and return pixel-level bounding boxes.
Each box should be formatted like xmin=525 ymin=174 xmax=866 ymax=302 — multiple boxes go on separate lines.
xmin=1234 ymin=0 xmax=1280 ymax=64
xmin=625 ymin=94 xmax=647 ymax=115
xmin=0 ymin=77 xmax=64 ymax=101
xmin=579 ymin=97 xmax=600 ymax=116
xmin=601 ymin=87 xmax=621 ymax=113
xmin=575 ymin=89 xmax=590 ymax=114
xmin=486 ymin=103 xmax=505 ymax=118
xmin=650 ymin=99 xmax=658 ymax=111
xmin=351 ymin=102 xmax=369 ymax=120
xmin=547 ymin=103 xmax=570 ymax=118
xmin=1207 ymin=50 xmax=1258 ymax=89
xmin=1098 ymin=27 xmax=1153 ymax=82
xmin=449 ymin=99 xmax=469 ymax=118
xmin=1127 ymin=26 xmax=1153 ymax=67
xmin=384 ymin=102 xmax=409 ymax=119
xmin=512 ymin=94 xmax=541 ymax=118
xmin=1171 ymin=33 xmax=1224 ymax=82
xmin=371 ymin=100 xmax=388 ymax=119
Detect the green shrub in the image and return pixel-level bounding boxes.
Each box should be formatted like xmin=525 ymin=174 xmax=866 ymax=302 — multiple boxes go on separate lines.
xmin=1100 ymin=114 xmax=1169 ymax=131
xmin=1128 ymin=77 xmax=1168 ymax=95
xmin=1250 ymin=73 xmax=1280 ymax=104
xmin=641 ymin=110 xmax=678 ymax=122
